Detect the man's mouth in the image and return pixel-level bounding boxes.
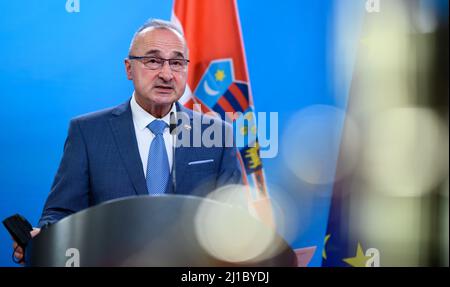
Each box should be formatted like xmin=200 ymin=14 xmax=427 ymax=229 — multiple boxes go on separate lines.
xmin=154 ymin=85 xmax=174 ymax=91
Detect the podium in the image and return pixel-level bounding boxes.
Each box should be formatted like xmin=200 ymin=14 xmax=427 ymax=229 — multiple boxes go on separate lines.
xmin=26 ymin=195 xmax=297 ymax=267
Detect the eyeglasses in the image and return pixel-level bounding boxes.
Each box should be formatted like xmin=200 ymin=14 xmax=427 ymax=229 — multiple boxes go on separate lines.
xmin=128 ymin=56 xmax=189 ymax=72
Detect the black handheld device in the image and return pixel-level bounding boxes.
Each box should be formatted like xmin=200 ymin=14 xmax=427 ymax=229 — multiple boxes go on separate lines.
xmin=3 ymin=214 xmax=33 ymax=248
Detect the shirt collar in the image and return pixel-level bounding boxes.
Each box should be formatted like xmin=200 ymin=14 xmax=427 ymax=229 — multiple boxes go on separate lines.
xmin=130 ymin=93 xmax=176 ymax=131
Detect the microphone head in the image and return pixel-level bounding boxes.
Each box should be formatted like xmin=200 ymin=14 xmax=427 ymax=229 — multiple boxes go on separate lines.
xmin=169 ymin=112 xmax=177 ymax=134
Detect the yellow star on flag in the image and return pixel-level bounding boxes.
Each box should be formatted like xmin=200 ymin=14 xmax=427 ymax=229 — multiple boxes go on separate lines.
xmin=343 ymin=243 xmax=372 ymax=267
xmin=215 ymin=69 xmax=226 ymax=81
xmin=322 ymin=234 xmax=331 ymax=260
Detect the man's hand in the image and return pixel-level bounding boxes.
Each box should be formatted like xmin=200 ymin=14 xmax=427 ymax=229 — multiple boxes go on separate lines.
xmin=12 ymin=228 xmax=40 ymax=264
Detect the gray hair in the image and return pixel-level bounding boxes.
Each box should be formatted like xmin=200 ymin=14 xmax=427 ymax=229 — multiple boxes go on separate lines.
xmin=128 ymin=18 xmax=187 ymax=56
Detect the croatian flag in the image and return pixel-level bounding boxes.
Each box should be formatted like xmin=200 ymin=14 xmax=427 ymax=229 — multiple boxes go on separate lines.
xmin=172 ymin=0 xmax=273 ymax=225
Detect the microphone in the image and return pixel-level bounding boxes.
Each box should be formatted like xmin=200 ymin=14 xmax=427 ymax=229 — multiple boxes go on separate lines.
xmin=169 ymin=112 xmax=177 ymax=134
xmin=169 ymin=111 xmax=177 ymax=194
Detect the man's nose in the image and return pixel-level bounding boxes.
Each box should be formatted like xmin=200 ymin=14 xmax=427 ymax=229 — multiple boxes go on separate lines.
xmin=158 ymin=61 xmax=174 ymax=81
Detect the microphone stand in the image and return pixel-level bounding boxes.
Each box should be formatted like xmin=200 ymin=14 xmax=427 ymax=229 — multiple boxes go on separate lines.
xmin=169 ymin=112 xmax=177 ymax=194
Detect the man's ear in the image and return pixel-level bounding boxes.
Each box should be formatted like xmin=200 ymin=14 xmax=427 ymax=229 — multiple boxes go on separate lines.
xmin=125 ymin=59 xmax=133 ymax=80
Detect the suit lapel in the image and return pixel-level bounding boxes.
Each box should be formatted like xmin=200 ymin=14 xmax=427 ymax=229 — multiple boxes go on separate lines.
xmin=109 ymin=101 xmax=148 ymax=196
xmin=172 ymin=103 xmax=195 ymax=194
xmin=173 ymin=146 xmax=189 ymax=194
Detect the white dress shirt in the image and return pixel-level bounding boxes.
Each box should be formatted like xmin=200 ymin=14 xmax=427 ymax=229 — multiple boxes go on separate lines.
xmin=130 ymin=94 xmax=175 ymax=178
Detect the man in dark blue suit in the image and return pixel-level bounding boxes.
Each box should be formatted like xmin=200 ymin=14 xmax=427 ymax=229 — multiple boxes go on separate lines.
xmin=13 ymin=19 xmax=242 ymax=262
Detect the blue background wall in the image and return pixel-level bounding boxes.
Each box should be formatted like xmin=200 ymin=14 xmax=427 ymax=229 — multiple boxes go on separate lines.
xmin=0 ymin=0 xmax=352 ymax=266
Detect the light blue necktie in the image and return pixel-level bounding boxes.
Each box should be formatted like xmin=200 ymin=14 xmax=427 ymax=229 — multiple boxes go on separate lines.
xmin=146 ymin=120 xmax=170 ymax=195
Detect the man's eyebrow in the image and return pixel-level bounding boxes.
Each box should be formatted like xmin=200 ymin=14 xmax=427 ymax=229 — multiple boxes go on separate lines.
xmin=144 ymin=49 xmax=161 ymax=56
xmin=171 ymin=51 xmax=186 ymax=59
xmin=143 ymin=49 xmax=186 ymax=59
